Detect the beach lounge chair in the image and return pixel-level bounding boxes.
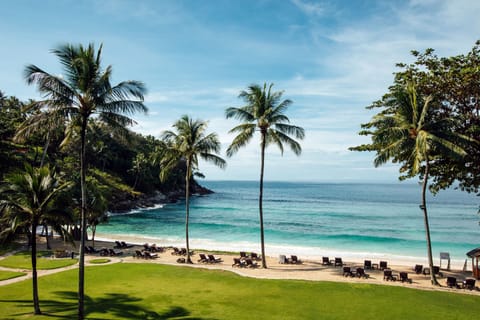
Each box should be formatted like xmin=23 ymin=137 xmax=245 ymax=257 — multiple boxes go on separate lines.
xmin=144 ymin=251 xmax=158 ymax=259
xmin=245 ymin=258 xmax=258 ymax=268
xmin=290 ymin=255 xmax=302 ymax=264
xmin=364 ymin=260 xmax=372 ymax=270
xmin=379 ymin=261 xmax=388 ymax=270
xmin=171 ymin=247 xmax=181 ymax=255
xmin=322 ymin=257 xmax=332 ymax=266
xmin=207 ymin=254 xmax=222 ymax=263
xmin=446 ymin=277 xmax=459 ymax=288
xmin=232 ymin=258 xmax=246 ymax=267
xmin=114 ymin=241 xmax=123 ymax=248
xmin=88 ymin=246 xmax=99 ymax=253
xmin=240 ymin=251 xmax=247 ymax=259
xmin=109 ymin=248 xmax=123 ymax=256
xmin=134 ymin=250 xmax=145 ymax=259
xmin=383 ymin=269 xmax=396 ymax=281
xmin=356 ymin=267 xmax=369 ymax=279
xmin=334 ymin=257 xmax=344 ymax=267
xmin=399 ymin=272 xmax=412 ymax=283
xmin=198 ymin=253 xmax=208 ymax=263
xmin=433 ymin=266 xmax=443 ymax=277
xmin=414 ymin=264 xmax=423 ymax=274
xmin=463 ymin=278 xmax=476 ymax=290
xmin=250 ymin=252 xmax=260 ymax=261
xmin=84 ymin=246 xmax=92 ymax=254
xmin=343 ymin=266 xmax=353 ymax=277
xmin=121 ymin=241 xmax=133 ymax=248
xmin=279 ymin=255 xmax=288 ymax=264
xmin=99 ymin=248 xmax=109 ymax=256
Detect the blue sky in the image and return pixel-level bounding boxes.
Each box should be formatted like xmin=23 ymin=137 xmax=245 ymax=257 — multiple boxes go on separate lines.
xmin=1 ymin=0 xmax=479 ymax=182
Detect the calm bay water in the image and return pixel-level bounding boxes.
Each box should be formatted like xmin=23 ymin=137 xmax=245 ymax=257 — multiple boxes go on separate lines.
xmin=97 ymin=181 xmax=479 ymax=267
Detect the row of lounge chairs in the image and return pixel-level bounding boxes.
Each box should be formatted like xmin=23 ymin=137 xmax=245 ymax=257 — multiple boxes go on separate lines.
xmin=99 ymin=248 xmax=123 ymax=256
xmin=343 ymin=266 xmax=369 ymax=278
xmin=240 ymin=252 xmax=261 ymax=261
xmin=198 ymin=253 xmax=223 ymax=264
xmin=278 ymin=255 xmax=302 ymax=264
xmin=232 ymin=257 xmax=258 ymax=268
xmin=446 ymin=277 xmax=477 ymax=290
xmin=322 ymin=257 xmax=345 ymax=267
xmin=171 ymin=247 xmax=194 ymax=256
xmin=114 ymin=241 xmax=133 ymax=249
xmin=143 ymin=243 xmax=164 ymax=252
xmin=134 ymin=250 xmax=158 ymax=259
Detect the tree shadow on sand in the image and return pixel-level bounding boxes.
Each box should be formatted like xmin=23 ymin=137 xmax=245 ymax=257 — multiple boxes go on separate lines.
xmin=0 ymin=291 xmax=215 ymax=319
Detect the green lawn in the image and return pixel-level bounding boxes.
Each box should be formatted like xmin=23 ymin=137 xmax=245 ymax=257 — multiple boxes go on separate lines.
xmin=0 ymin=251 xmax=78 ymax=270
xmin=0 ymin=270 xmax=26 ymax=281
xmin=0 ymin=263 xmax=478 ymax=319
xmin=88 ymin=258 xmax=110 ymax=264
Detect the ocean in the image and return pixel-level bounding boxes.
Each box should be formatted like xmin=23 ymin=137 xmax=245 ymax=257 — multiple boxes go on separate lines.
xmin=96 ymin=181 xmax=479 ymax=268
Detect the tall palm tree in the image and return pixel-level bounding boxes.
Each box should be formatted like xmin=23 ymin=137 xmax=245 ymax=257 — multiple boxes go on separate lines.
xmin=160 ymin=115 xmax=226 ymax=264
xmin=351 ymin=82 xmax=472 ymax=285
xmin=225 ymin=83 xmax=305 ymax=268
xmin=24 ymin=43 xmax=147 ymax=319
xmin=0 ymin=164 xmax=71 ymax=315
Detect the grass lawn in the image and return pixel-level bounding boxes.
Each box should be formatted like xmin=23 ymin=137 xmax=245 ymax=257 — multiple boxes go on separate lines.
xmin=0 ymin=251 xmax=78 ymax=270
xmin=0 ymin=270 xmax=26 ymax=281
xmin=0 ymin=263 xmax=479 ymax=319
xmin=88 ymin=258 xmax=110 ymax=264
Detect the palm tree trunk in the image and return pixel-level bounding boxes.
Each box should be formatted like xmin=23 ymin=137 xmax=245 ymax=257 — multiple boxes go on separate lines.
xmin=40 ymin=130 xmax=50 ymax=167
xmin=185 ymin=159 xmax=192 ymax=264
xmin=259 ymin=132 xmax=267 ymax=269
xmin=44 ymin=223 xmax=51 ymax=250
xmin=31 ymin=220 xmax=41 ymax=315
xmin=421 ymin=159 xmax=439 ymax=285
xmin=78 ymin=117 xmax=87 ymax=320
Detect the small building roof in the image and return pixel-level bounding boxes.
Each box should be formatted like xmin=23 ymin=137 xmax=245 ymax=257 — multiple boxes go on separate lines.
xmin=466 ymin=247 xmax=480 ymax=258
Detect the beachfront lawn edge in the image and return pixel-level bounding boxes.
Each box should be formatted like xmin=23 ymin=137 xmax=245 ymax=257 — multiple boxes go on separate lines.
xmin=0 ymin=263 xmax=478 ymax=320
xmin=0 ymin=271 xmax=27 ymax=281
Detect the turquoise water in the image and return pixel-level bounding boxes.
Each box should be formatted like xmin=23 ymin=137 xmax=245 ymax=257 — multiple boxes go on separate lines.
xmin=97 ymin=181 xmax=479 ymax=266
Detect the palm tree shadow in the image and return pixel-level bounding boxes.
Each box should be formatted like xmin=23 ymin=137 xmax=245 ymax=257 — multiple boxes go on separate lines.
xmin=0 ymin=292 xmax=214 ymax=319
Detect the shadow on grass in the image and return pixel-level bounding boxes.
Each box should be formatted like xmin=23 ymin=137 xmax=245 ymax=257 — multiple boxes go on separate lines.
xmin=0 ymin=291 xmax=215 ymax=319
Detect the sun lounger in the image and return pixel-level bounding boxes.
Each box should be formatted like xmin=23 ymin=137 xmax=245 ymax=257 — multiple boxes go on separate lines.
xmin=245 ymin=258 xmax=258 ymax=268
xmin=207 ymin=254 xmax=222 ymax=263
xmin=99 ymin=248 xmax=109 ymax=256
xmin=364 ymin=260 xmax=372 ymax=270
xmin=356 ymin=267 xmax=369 ymax=278
xmin=383 ymin=269 xmax=396 ymax=281
xmin=114 ymin=241 xmax=123 ymax=249
xmin=250 ymin=252 xmax=260 ymax=261
xmin=232 ymin=258 xmax=246 ymax=267
xmin=379 ymin=261 xmax=388 ymax=270
xmin=121 ymin=241 xmax=134 ymax=248
xmin=343 ymin=266 xmax=353 ymax=277
xmin=290 ymin=255 xmax=302 ymax=264
xmin=399 ymin=272 xmax=412 ymax=283
xmin=171 ymin=247 xmax=181 ymax=255
xmin=109 ymin=248 xmax=123 ymax=256
xmin=197 ymin=253 xmax=208 ymax=263
xmin=463 ymin=278 xmax=476 ymax=290
xmin=240 ymin=251 xmax=247 ymax=258
xmin=144 ymin=251 xmax=158 ymax=259
xmin=414 ymin=264 xmax=423 ymax=274
xmin=134 ymin=250 xmax=145 ymax=259
xmin=334 ymin=257 xmax=344 ymax=267
xmin=446 ymin=276 xmax=459 ymax=288
xmin=279 ymin=255 xmax=288 ymax=264
xmin=322 ymin=257 xmax=332 ymax=266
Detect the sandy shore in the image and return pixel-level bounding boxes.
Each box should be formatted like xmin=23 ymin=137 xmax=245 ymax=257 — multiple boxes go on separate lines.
xmin=1 ymin=237 xmax=478 ymax=296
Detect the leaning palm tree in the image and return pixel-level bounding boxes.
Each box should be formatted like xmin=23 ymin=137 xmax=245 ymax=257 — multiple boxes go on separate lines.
xmin=225 ymin=83 xmax=305 ymax=268
xmin=24 ymin=43 xmax=147 ymax=319
xmin=350 ymin=82 xmax=472 ymax=285
xmin=0 ymin=164 xmax=71 ymax=315
xmin=160 ymin=115 xmax=226 ymax=264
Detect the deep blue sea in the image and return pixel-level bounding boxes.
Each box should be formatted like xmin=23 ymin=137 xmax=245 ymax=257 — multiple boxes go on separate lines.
xmin=96 ymin=181 xmax=479 ymax=267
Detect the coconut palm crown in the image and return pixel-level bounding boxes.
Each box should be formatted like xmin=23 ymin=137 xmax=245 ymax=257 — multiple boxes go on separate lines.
xmin=225 ymin=82 xmax=305 ymax=268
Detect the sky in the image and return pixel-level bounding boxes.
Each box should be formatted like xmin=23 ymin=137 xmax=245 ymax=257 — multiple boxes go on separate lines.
xmin=1 ymin=0 xmax=479 ymax=182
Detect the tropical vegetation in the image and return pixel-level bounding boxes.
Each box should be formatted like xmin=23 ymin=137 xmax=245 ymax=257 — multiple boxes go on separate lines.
xmin=160 ymin=115 xmax=226 ymax=263
xmin=350 ymin=82 xmax=473 ymax=285
xmin=225 ymin=83 xmax=305 ymax=268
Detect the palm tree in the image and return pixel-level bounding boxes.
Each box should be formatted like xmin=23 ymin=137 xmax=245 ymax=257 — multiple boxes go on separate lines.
xmin=225 ymin=83 xmax=305 ymax=268
xmin=0 ymin=164 xmax=71 ymax=314
xmin=24 ymin=43 xmax=147 ymax=319
xmin=160 ymin=115 xmax=226 ymax=264
xmin=351 ymin=82 xmax=472 ymax=285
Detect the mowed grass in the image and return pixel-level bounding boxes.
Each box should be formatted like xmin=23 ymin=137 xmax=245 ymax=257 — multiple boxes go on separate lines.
xmin=0 ymin=270 xmax=26 ymax=281
xmin=0 ymin=263 xmax=478 ymax=319
xmin=0 ymin=251 xmax=78 ymax=270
